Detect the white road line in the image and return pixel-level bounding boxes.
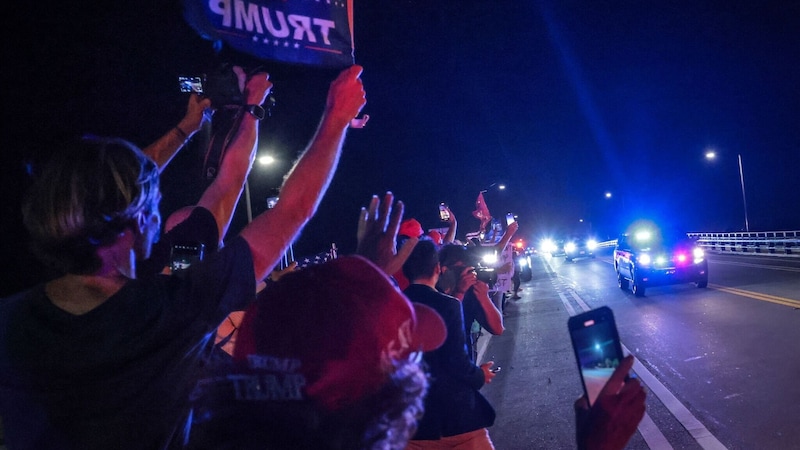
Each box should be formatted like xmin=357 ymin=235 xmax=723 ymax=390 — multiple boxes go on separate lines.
xmin=637 ymin=412 xmax=674 ymax=450
xmin=569 ymin=289 xmax=592 ymax=311
xmin=558 ymin=290 xmax=577 ymax=316
xmin=546 ymin=255 xmax=729 ymax=449
xmin=558 ymin=285 xmax=673 ymax=449
xmin=623 ymin=345 xmax=727 ymax=450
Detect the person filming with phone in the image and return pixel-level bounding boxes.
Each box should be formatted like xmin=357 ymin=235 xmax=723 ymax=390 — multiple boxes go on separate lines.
xmin=0 ymin=64 xmax=367 ymax=450
xmin=402 ymin=239 xmax=498 ymax=449
xmin=569 ymin=306 xmax=647 ymax=450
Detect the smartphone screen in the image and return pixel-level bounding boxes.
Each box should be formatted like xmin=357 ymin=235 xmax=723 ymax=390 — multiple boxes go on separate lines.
xmin=506 ymin=212 xmax=516 ymax=225
xmin=568 ymin=306 xmax=624 ymax=406
xmin=170 ymin=243 xmax=205 ymax=273
xmin=178 ymin=76 xmax=204 ymax=94
xmin=438 ymin=203 xmax=450 ymax=221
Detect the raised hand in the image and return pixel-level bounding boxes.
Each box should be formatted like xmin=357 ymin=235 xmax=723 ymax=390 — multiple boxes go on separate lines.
xmin=325 ymin=65 xmax=367 ymax=126
xmin=356 ymin=192 xmax=418 ymax=276
xmin=574 ymin=355 xmax=647 ymax=450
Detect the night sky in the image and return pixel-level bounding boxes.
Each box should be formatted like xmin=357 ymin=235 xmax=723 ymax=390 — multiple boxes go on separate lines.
xmin=3 ymin=1 xmax=799 ymax=296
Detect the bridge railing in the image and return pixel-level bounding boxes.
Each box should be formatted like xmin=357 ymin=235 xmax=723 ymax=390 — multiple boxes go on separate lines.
xmin=687 ymin=230 xmax=800 ymax=257
xmin=595 ymin=230 xmax=800 ymax=258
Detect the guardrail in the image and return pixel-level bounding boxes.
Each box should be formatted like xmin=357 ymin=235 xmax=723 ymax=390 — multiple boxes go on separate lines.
xmin=687 ymin=230 xmax=800 ymax=257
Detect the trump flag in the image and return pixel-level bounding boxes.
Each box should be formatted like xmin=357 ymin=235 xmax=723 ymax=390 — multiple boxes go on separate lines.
xmin=183 ymin=0 xmax=355 ymax=68
xmin=472 ymin=192 xmax=492 ymax=232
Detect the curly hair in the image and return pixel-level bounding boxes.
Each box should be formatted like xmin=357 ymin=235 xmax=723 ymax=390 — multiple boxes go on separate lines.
xmin=184 ymin=354 xmax=429 ymax=450
xmin=21 ymin=135 xmax=160 ymax=274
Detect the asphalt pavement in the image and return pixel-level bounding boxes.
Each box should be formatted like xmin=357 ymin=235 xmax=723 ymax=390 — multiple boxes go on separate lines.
xmin=477 ymin=255 xmax=649 ymax=450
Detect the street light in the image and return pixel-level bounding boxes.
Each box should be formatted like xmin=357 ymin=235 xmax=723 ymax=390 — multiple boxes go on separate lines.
xmin=705 ymin=149 xmax=749 ymax=232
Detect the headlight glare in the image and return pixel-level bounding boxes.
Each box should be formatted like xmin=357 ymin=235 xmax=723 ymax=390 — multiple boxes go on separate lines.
xmin=483 ymin=253 xmax=497 ymax=265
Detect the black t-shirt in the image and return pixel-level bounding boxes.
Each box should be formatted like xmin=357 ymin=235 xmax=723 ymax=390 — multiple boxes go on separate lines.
xmin=0 ymin=237 xmax=255 ymax=450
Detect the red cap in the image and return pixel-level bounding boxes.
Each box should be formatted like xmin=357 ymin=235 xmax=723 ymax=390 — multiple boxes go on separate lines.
xmin=427 ymin=230 xmax=443 ymax=245
xmin=399 ymin=218 xmax=424 ymax=238
xmin=232 ymin=255 xmax=446 ymax=411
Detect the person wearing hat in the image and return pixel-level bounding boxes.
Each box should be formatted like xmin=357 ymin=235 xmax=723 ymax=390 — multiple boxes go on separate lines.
xmin=184 ymin=255 xmax=446 ymax=449
xmin=402 ymin=240 xmax=498 ymax=448
xmin=393 ymin=218 xmax=426 ymax=290
xmin=0 ymin=65 xmax=367 ymax=449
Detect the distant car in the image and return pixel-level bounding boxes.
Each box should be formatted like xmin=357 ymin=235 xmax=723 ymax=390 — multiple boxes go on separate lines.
xmin=614 ymin=227 xmax=708 ymax=297
xmin=540 ymin=237 xmax=566 ymax=256
xmin=563 ymin=236 xmax=598 ymax=262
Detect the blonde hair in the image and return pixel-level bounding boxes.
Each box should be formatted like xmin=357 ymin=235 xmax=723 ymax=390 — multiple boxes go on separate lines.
xmin=22 ymin=135 xmax=160 ymax=274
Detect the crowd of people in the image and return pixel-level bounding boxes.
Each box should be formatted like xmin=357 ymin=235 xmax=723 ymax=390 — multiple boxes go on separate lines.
xmin=0 ymin=64 xmax=645 ymax=449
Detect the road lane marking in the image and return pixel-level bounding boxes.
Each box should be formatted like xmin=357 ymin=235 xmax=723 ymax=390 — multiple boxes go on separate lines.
xmin=637 ymin=412 xmax=674 ymax=450
xmin=623 ymin=343 xmax=727 ymax=450
xmin=709 ymin=284 xmax=800 ymax=308
xmin=546 ymin=260 xmax=727 ymax=450
xmin=553 ymin=283 xmax=674 ymax=449
xmin=559 ymin=291 xmax=577 ymax=316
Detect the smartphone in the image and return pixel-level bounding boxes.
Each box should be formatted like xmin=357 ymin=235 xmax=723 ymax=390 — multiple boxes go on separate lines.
xmin=567 ymin=306 xmax=625 ymax=407
xmin=170 ymin=243 xmax=205 ymax=273
xmin=438 ymin=203 xmax=450 ymax=221
xmin=178 ymin=76 xmax=204 ymax=94
xmin=506 ymin=212 xmax=516 ymax=226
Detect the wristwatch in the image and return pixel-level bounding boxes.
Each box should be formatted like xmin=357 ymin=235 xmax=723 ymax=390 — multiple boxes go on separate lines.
xmin=245 ymin=104 xmax=266 ymax=120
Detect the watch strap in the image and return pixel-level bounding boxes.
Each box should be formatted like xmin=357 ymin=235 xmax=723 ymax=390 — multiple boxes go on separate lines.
xmin=245 ymin=104 xmax=266 ymax=120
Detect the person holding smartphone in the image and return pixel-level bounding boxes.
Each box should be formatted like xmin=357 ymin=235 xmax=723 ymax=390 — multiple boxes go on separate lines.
xmin=569 ymin=307 xmax=647 ymax=450
xmin=0 ymin=65 xmax=367 ymax=450
xmin=574 ymin=355 xmax=646 ymax=450
xmin=402 ymin=240 xmax=498 ymax=448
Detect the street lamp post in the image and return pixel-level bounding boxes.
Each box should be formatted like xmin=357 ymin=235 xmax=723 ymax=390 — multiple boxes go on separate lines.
xmin=705 ymin=150 xmax=750 ymax=232
xmin=737 ymin=154 xmax=750 ymax=232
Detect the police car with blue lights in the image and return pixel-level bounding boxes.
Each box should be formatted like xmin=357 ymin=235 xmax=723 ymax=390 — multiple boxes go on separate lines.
xmin=614 ymin=226 xmax=708 ymax=297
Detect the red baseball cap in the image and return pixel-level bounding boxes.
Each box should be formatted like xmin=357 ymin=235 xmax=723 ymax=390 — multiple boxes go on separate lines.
xmin=399 ymin=218 xmax=424 ymax=238
xmin=230 ymin=255 xmax=446 ymax=411
xmin=427 ymin=230 xmax=443 ymax=245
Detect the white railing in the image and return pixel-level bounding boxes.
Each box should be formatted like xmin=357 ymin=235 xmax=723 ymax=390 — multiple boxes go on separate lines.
xmin=594 ymin=230 xmax=800 ymax=258
xmin=687 ymin=230 xmax=800 ymax=257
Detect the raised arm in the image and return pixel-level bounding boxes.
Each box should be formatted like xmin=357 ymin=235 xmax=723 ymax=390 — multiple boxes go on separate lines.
xmin=240 ymin=65 xmax=366 ymax=282
xmin=195 ymin=69 xmax=272 ymax=243
xmin=471 ymin=281 xmax=505 ymax=335
xmin=494 ymin=221 xmax=519 ymax=253
xmin=443 ymin=205 xmax=457 ymax=244
xmin=143 ymin=93 xmax=212 ymax=171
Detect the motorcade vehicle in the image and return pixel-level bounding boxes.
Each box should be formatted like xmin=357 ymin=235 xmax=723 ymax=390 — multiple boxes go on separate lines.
xmin=563 ymin=236 xmax=598 ymax=262
xmin=515 ymin=249 xmax=533 ymax=282
xmin=614 ymin=226 xmax=708 ymax=297
xmin=540 ymin=236 xmax=566 ymax=256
